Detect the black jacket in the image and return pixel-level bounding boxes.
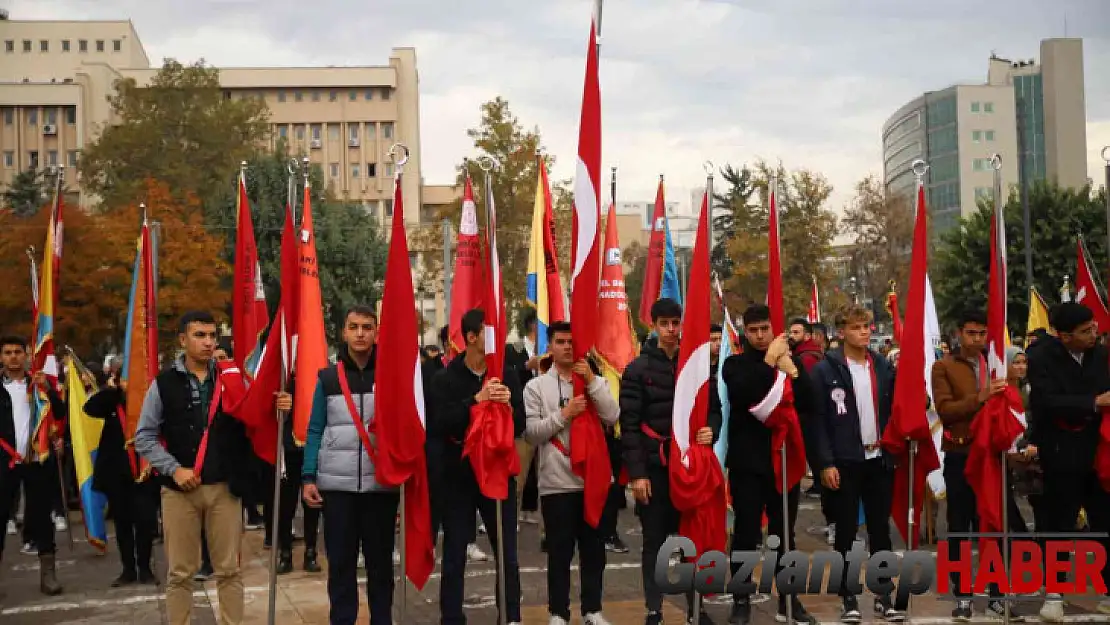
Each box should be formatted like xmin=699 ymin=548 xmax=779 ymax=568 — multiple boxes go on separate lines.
xmin=807 ymin=348 xmax=895 ymax=471
xmin=83 ymin=386 xmax=135 ymax=495
xmin=618 ymin=338 xmax=722 ymax=480
xmin=721 ymin=340 xmax=815 ymax=476
xmin=427 ymin=353 xmax=526 ymax=480
xmin=0 ymin=375 xmax=67 ymax=472
xmin=1027 ymin=335 xmax=1110 ymax=472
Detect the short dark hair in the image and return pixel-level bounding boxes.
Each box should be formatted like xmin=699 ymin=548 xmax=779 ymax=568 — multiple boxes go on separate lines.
xmin=0 ymin=335 xmax=27 ymax=351
xmin=789 ymin=318 xmax=811 ymax=333
xmin=549 ymin=320 xmax=572 ymax=337
xmin=439 ymin=325 xmax=450 ymax=347
xmin=345 ymin=304 xmax=378 ymax=323
xmin=178 ymin=311 xmax=216 ymax=335
xmin=461 ymin=309 xmax=485 ymax=340
xmin=650 ymin=298 xmax=682 ymax=322
xmin=1050 ymin=302 xmax=1094 ymax=334
xmin=812 ymin=324 xmax=828 ymax=338
xmin=956 ymin=310 xmax=988 ymax=329
xmin=710 ymin=323 xmax=722 ymax=334
xmin=520 ymin=308 xmax=538 ymax=334
xmin=742 ymin=304 xmax=771 ymax=326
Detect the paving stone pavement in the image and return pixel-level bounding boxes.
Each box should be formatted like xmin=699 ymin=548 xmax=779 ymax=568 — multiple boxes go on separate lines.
xmin=2 ymin=482 xmax=1109 ymax=623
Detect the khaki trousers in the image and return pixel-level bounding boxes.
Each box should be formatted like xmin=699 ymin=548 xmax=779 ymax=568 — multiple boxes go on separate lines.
xmin=162 ymin=483 xmax=244 ymax=625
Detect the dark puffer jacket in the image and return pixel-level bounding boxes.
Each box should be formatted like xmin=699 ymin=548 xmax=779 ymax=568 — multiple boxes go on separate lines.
xmin=618 ymin=338 xmax=721 ymax=480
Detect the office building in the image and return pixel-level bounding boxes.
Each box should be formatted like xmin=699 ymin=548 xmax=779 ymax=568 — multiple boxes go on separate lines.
xmin=882 ymin=38 xmax=1087 ymax=235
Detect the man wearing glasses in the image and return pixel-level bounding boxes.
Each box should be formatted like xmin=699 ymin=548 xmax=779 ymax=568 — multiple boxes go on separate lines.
xmin=1027 ymin=303 xmax=1110 ymax=621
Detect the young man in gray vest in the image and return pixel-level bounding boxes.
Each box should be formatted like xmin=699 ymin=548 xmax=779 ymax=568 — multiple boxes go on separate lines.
xmin=302 ymin=305 xmax=396 ymax=625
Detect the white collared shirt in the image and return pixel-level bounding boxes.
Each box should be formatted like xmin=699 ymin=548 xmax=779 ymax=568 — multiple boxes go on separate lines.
xmin=846 ymin=358 xmax=881 ymax=460
xmin=524 ymin=337 xmax=536 ymax=360
xmin=4 ymin=377 xmax=30 ymax=461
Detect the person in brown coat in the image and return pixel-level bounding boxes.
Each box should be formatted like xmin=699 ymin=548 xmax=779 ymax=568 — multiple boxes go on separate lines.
xmin=931 ymin=310 xmax=1008 ymax=622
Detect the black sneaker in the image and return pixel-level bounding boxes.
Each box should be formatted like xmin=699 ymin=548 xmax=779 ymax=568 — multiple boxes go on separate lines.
xmin=645 ymin=611 xmax=664 ymax=625
xmin=687 ymin=611 xmax=714 ymax=625
xmin=875 ymin=595 xmax=905 ymax=622
xmin=193 ymin=564 xmax=213 ymax=582
xmin=303 ymin=548 xmax=321 ymax=573
xmin=137 ymin=568 xmax=159 ymax=585
xmin=776 ymin=597 xmax=818 ymax=624
xmin=728 ymin=599 xmax=751 ymax=625
xmin=111 ymin=569 xmax=137 ymax=588
xmin=605 ymin=536 xmax=629 ymax=553
xmin=987 ymin=599 xmax=1025 ymax=622
xmin=952 ymin=599 xmax=972 ymax=622
xmin=840 ymin=596 xmax=862 ymax=624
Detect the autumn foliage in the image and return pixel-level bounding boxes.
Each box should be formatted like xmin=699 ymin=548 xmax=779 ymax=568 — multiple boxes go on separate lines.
xmin=0 ymin=179 xmax=230 ymax=358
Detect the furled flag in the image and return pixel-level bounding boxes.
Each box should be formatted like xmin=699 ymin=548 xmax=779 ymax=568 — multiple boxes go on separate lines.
xmin=373 ymin=170 xmax=435 ymax=589
xmin=526 ymin=156 xmax=567 ymax=355
xmin=448 ymin=175 xmax=485 ymax=359
xmin=121 ymin=217 xmax=157 ymax=480
xmin=807 ymin=276 xmax=821 ymax=324
xmin=669 ymin=191 xmax=727 ymax=556
xmin=230 ymin=201 xmax=299 ymax=465
xmin=462 ymin=171 xmax=521 ymax=501
xmin=639 ymin=177 xmax=669 ymax=326
xmin=886 ymin=283 xmax=904 ymax=345
xmin=28 ymin=249 xmax=39 ymax=322
xmin=713 ymin=277 xmax=735 ymax=472
xmin=751 ymin=180 xmax=807 ymax=492
xmin=566 ymin=7 xmax=612 ymax=528
xmin=232 ymin=168 xmax=269 ymax=376
xmin=1074 ymin=235 xmax=1110 ymax=330
xmin=29 ymin=191 xmax=64 ymax=461
xmin=1026 ymin=286 xmax=1050 ymax=335
xmin=924 ymin=274 xmax=947 ymax=499
xmin=965 ymin=192 xmax=1025 ymax=537
xmin=66 ymin=357 xmax=107 ymax=551
xmin=880 ymin=181 xmax=943 ymax=548
xmin=661 ymin=214 xmax=682 ymax=304
xmin=294 ymin=180 xmax=328 ymax=445
xmin=596 ymin=202 xmax=638 ymax=403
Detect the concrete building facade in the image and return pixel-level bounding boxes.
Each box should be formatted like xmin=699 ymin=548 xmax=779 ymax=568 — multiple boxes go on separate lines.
xmin=882 ymin=38 xmax=1088 ymax=236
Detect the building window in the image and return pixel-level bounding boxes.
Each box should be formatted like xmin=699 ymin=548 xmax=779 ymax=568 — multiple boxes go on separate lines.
xmin=383 ymin=199 xmax=394 ymax=217
xmin=329 ymin=163 xmax=339 ymax=178
xmin=311 ymin=124 xmax=321 ymax=141
xmin=367 ymin=163 xmax=377 ymax=177
xmin=312 ymin=90 xmax=320 ymax=102
xmin=67 ymin=150 xmax=78 ymax=167
xmin=40 ymin=40 xmax=49 ymax=52
xmin=294 ymin=92 xmax=303 ymax=102
xmin=79 ymin=40 xmax=88 ymax=52
xmin=294 ymin=125 xmax=305 ymax=141
xmin=985 ymin=130 xmax=995 ymax=142
xmin=278 ymin=126 xmax=288 ymax=139
xmin=29 ymin=151 xmax=39 ymax=168
xmin=65 ymin=106 xmax=76 ymax=125
xmin=23 ymin=40 xmax=31 ymax=52
xmin=973 ymin=158 xmax=993 ymax=171
xmin=381 ymin=87 xmax=391 ymax=101
xmin=382 ymin=122 xmax=393 ymax=139
xmin=984 ymin=102 xmax=994 ymax=113
xmin=328 ymin=124 xmax=339 ymax=141
xmin=972 ymin=130 xmax=981 ymax=143
xmin=4 ymin=41 xmax=12 ymax=53
xmin=2 ymin=108 xmax=12 ymax=125
xmin=366 ymin=124 xmax=376 ymax=140
xmin=349 ymin=91 xmax=357 ymax=102
xmin=277 ymin=91 xmax=286 ymax=102
xmin=3 ymin=151 xmax=13 ymax=168
xmin=113 ymin=40 xmax=121 ymax=52
xmin=351 ymin=164 xmax=360 ymax=179
xmin=47 ymin=150 xmax=58 ymax=166
xmin=974 ymin=187 xmax=994 ymax=204
xmin=28 ymin=109 xmax=38 ymax=125
xmin=971 ymin=102 xmax=980 ymax=113
xmin=329 ymin=91 xmax=337 ymax=102
xmin=364 ymin=89 xmax=373 ymax=101
xmin=45 ymin=109 xmax=57 ymax=125
xmin=348 ymin=125 xmax=359 ymax=142
xmin=62 ymin=40 xmax=70 ymax=52
xmin=96 ymin=40 xmax=105 ymax=52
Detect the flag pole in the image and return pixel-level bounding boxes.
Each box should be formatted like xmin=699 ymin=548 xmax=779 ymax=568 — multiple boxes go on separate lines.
xmin=47 ymin=166 xmax=74 ymax=551
xmin=477 ymin=153 xmax=508 ymax=625
xmin=390 ymin=142 xmax=413 ymax=625
xmin=705 ymin=161 xmax=715 ymax=260
xmin=991 ymin=153 xmax=1012 ymax=625
xmin=768 ymin=173 xmax=792 ymax=625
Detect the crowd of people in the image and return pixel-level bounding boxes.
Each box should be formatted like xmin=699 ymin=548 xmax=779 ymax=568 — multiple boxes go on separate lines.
xmin=1 ymin=298 xmax=1108 ymax=625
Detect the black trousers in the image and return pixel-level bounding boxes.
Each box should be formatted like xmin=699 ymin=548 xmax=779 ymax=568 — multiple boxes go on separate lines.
xmin=729 ymin=467 xmax=801 ymax=604
xmin=440 ymin=474 xmax=521 ymax=624
xmin=829 ymin=459 xmax=896 ymax=600
xmin=541 ymin=491 xmax=606 ymax=619
xmin=0 ymin=460 xmax=57 ymax=561
xmin=321 ymin=490 xmax=399 ymax=625
xmin=1040 ymin=466 xmax=1110 ymax=590
xmin=637 ymin=466 xmax=698 ymax=615
xmin=107 ymin=479 xmax=159 ymax=574
xmin=600 ymin=429 xmax=624 ymax=541
xmin=263 ymin=449 xmax=321 ymax=552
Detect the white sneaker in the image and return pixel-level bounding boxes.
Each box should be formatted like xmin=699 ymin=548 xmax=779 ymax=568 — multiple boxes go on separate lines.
xmin=584 ymin=612 xmax=612 ymax=625
xmin=467 ymin=543 xmax=490 ymax=562
xmin=5 ymin=520 xmax=15 ymax=535
xmin=548 ymin=616 xmax=570 ymax=625
xmin=20 ymin=542 xmax=37 ymax=556
xmin=54 ymin=515 xmax=66 ymax=532
xmin=1039 ymin=597 xmax=1065 ymax=623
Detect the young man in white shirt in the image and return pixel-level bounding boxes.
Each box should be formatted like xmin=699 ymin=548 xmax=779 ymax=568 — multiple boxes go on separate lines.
xmin=0 ymin=335 xmax=67 ymax=595
xmin=808 ymin=307 xmax=904 ymax=623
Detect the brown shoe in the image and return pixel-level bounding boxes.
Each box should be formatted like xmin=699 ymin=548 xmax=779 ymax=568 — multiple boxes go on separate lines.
xmin=39 ymin=553 xmax=63 ymax=595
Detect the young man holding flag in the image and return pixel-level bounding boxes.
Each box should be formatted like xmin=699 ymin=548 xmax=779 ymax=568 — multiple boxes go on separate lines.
xmin=300 ymin=305 xmax=397 ymax=625
xmin=524 ymin=320 xmax=618 ymax=625
xmin=620 ymin=297 xmax=719 ymax=625
xmin=430 ymin=308 xmax=525 ymax=625
xmin=0 ymin=335 xmax=66 ymax=595
xmin=721 ymin=304 xmax=818 ymax=625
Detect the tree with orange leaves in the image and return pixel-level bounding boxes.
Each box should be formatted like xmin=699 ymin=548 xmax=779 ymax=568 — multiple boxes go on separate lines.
xmin=0 ymin=179 xmax=230 ymax=358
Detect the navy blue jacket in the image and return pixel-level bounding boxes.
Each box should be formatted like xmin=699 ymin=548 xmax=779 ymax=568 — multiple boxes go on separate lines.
xmin=807 ymin=348 xmax=895 ymax=471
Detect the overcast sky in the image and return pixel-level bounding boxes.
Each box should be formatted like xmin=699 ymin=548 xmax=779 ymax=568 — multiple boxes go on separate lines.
xmin=10 ymin=0 xmax=1110 ymax=218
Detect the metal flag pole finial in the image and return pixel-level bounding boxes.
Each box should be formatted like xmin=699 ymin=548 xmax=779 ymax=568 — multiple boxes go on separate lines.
xmin=912 ymin=158 xmax=930 ymax=182
xmin=389 ymin=142 xmax=410 ymax=176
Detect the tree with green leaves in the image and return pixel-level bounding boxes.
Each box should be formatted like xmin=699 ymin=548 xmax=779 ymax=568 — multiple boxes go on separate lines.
xmin=934 ymin=181 xmax=1109 ymax=333
xmin=1 ymin=167 xmax=50 ymax=216
xmin=204 ymin=146 xmax=389 ymax=343
xmin=79 ymin=60 xmax=270 ymax=211
xmin=710 ymin=163 xmax=758 ymax=280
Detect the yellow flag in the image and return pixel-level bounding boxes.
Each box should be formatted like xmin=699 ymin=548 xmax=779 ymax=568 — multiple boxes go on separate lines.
xmin=1027 ymin=286 xmax=1050 ymax=335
